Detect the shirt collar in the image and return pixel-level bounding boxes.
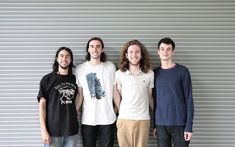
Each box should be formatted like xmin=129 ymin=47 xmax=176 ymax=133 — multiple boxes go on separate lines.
xmin=126 ymin=69 xmax=143 ymax=76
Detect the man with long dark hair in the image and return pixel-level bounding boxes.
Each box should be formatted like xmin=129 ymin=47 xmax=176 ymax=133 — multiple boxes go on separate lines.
xmin=75 ymin=37 xmax=117 ymax=147
xmin=114 ymin=40 xmax=154 ymax=147
xmin=37 ymin=47 xmax=79 ymax=147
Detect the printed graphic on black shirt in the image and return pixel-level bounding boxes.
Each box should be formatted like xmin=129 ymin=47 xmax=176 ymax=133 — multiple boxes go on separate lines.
xmin=55 ymin=82 xmax=76 ymax=105
xmin=86 ymin=73 xmax=105 ymax=99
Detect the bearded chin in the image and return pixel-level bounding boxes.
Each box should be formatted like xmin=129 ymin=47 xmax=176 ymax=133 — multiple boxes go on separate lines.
xmin=59 ymin=65 xmax=69 ymax=69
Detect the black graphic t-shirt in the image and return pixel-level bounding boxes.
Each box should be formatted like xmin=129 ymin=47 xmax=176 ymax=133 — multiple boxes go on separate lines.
xmin=37 ymin=72 xmax=79 ymax=137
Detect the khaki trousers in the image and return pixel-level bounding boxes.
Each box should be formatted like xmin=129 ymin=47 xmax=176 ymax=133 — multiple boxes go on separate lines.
xmin=116 ymin=119 xmax=150 ymax=147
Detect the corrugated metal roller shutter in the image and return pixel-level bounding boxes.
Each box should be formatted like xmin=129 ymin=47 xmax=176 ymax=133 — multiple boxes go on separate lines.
xmin=0 ymin=0 xmax=235 ymax=147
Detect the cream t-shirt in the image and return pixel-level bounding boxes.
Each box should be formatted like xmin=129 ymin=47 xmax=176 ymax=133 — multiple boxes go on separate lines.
xmin=115 ymin=69 xmax=154 ymax=120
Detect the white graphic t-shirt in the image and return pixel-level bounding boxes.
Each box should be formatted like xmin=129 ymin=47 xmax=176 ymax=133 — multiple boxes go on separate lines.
xmin=75 ymin=61 xmax=116 ymax=125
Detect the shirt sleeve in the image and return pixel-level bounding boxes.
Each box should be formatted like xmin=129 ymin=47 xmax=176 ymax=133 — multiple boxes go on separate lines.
xmin=110 ymin=61 xmax=117 ymax=86
xmin=183 ymin=69 xmax=194 ymax=132
xmin=149 ymin=70 xmax=154 ymax=89
xmin=37 ymin=76 xmax=47 ymax=102
xmin=75 ymin=65 xmax=82 ymax=88
xmin=115 ymin=70 xmax=122 ymax=91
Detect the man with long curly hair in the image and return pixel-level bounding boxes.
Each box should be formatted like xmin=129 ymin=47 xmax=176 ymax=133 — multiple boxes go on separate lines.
xmin=114 ymin=40 xmax=154 ymax=147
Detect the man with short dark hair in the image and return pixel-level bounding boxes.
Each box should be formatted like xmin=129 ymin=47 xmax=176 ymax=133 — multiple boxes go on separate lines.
xmin=153 ymin=37 xmax=194 ymax=147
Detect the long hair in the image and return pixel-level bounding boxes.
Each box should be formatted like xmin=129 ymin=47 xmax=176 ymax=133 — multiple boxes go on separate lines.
xmin=119 ymin=40 xmax=152 ymax=73
xmin=85 ymin=37 xmax=106 ymax=62
xmin=52 ymin=47 xmax=75 ymax=75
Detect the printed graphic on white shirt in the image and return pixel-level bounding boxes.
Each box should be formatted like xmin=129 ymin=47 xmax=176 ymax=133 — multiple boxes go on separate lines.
xmin=86 ymin=73 xmax=105 ymax=99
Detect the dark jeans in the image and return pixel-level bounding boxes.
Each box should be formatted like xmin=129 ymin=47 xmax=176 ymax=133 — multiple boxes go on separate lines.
xmin=156 ymin=125 xmax=190 ymax=147
xmin=81 ymin=124 xmax=114 ymax=147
